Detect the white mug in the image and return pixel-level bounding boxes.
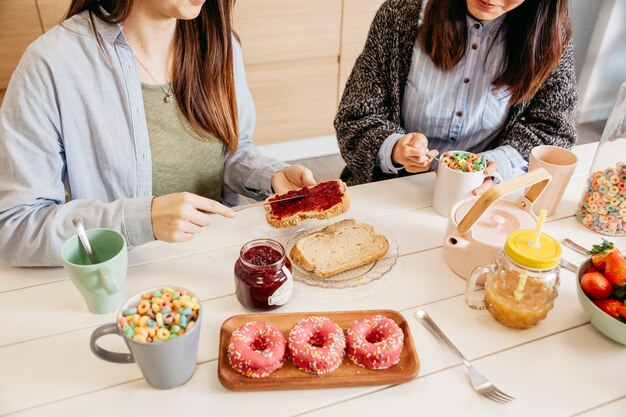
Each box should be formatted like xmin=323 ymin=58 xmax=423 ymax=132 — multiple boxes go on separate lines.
xmin=432 ymin=152 xmax=503 ymax=217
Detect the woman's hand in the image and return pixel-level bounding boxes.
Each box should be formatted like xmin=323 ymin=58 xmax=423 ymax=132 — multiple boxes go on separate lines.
xmin=150 ymin=192 xmax=236 ymax=242
xmin=472 ymin=161 xmax=499 ymax=196
xmin=392 ymin=132 xmax=439 ymax=173
xmin=271 ymin=165 xmax=316 ymax=194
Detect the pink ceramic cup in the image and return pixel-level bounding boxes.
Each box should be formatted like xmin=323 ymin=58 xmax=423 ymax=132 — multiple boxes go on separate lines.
xmin=528 ymin=145 xmax=577 ymax=216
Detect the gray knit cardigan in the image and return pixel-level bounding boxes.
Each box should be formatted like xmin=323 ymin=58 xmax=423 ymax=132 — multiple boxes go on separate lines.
xmin=334 ymin=0 xmax=578 ymax=185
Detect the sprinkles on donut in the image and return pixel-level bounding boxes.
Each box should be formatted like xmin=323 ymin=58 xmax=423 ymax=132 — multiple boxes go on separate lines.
xmin=287 ymin=316 xmax=346 ymax=375
xmin=346 ymin=315 xmax=404 ymax=370
xmin=228 ymin=321 xmax=286 ymax=378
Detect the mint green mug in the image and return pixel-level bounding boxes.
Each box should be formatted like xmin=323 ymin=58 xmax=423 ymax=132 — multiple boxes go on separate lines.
xmin=62 ymin=228 xmax=128 ymax=314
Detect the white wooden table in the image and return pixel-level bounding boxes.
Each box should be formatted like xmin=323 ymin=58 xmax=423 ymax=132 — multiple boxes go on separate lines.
xmin=1 ymin=142 xmax=624 ymax=417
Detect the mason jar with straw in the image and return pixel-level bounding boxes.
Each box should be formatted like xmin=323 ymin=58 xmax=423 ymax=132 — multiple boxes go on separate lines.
xmin=465 ymin=209 xmax=563 ymax=329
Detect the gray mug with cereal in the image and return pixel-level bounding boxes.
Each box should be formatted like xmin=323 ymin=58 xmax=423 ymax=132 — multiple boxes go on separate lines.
xmin=90 ymin=286 xmax=201 ymax=389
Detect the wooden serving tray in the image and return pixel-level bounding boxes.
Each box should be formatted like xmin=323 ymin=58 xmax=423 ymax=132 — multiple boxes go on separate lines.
xmin=217 ymin=309 xmax=420 ymax=391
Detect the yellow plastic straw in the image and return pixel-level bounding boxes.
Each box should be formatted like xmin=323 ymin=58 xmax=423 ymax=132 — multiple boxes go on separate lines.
xmin=531 ymin=209 xmax=548 ymax=248
xmin=514 ymin=271 xmax=528 ymax=302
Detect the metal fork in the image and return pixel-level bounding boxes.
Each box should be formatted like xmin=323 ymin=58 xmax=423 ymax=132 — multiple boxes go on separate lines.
xmin=415 ymin=310 xmax=515 ymax=404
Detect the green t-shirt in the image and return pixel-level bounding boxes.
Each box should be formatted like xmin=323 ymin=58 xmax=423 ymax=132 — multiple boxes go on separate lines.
xmin=142 ymin=83 xmax=225 ymax=201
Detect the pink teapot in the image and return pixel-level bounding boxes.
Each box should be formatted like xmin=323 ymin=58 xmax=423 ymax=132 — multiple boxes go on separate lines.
xmin=443 ymin=168 xmax=552 ymax=282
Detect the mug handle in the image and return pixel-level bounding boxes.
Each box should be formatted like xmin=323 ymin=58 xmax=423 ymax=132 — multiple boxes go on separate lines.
xmin=90 ymin=323 xmax=134 ymax=363
xmin=98 ymin=266 xmax=118 ymax=295
xmin=465 ymin=263 xmax=496 ymax=310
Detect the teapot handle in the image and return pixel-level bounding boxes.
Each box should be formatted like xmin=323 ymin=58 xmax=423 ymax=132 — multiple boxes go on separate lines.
xmin=457 ymin=168 xmax=551 ymax=235
xmin=465 ymin=263 xmax=496 ymax=310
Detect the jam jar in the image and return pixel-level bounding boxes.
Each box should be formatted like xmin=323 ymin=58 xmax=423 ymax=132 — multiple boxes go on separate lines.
xmin=234 ymin=239 xmax=293 ymax=311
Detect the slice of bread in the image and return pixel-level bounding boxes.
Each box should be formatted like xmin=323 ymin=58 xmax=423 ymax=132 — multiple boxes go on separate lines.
xmin=290 ymin=219 xmax=389 ymax=278
xmin=265 ymin=179 xmax=350 ymax=228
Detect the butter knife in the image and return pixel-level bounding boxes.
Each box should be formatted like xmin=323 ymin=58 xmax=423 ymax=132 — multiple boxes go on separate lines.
xmin=559 ymin=258 xmax=579 ymax=273
xmin=232 ymin=194 xmax=306 ymax=212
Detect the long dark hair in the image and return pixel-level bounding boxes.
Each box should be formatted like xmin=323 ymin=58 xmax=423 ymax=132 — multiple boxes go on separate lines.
xmin=65 ymin=0 xmax=239 ymax=154
xmin=418 ymin=0 xmax=572 ymax=105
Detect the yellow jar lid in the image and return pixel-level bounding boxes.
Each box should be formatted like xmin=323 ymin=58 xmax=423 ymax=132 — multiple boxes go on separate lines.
xmin=504 ymin=229 xmax=561 ymax=270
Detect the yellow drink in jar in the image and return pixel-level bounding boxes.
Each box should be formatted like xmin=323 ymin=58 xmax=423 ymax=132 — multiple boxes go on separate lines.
xmin=484 ymin=270 xmax=557 ymax=329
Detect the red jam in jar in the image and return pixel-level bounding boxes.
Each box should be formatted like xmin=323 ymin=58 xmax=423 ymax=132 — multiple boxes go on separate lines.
xmin=234 ymin=239 xmax=293 ymax=311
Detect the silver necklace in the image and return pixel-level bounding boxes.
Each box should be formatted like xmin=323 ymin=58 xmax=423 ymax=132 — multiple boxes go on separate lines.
xmin=135 ymin=56 xmax=174 ymax=103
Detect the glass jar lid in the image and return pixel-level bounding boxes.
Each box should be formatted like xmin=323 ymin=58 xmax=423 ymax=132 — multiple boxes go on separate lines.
xmin=504 ymin=229 xmax=561 ymax=270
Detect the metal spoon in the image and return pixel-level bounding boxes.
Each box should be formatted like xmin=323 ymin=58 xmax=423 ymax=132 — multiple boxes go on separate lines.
xmin=72 ymin=217 xmax=96 ymax=264
xmin=562 ymin=238 xmax=590 ymax=256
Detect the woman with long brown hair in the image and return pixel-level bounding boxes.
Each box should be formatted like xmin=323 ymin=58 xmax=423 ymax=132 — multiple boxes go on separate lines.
xmin=0 ymin=0 xmax=316 ymax=266
xmin=335 ymin=0 xmax=577 ymax=190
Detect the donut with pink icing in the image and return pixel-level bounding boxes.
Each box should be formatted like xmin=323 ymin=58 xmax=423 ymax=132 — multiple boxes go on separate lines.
xmin=228 ymin=321 xmax=286 ymax=378
xmin=346 ymin=315 xmax=404 ymax=369
xmin=287 ymin=316 xmax=346 ymax=375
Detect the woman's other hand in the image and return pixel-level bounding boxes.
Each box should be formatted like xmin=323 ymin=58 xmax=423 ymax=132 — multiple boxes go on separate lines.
xmin=271 ymin=165 xmax=316 ymax=194
xmin=392 ymin=132 xmax=439 ymax=173
xmin=472 ymin=161 xmax=499 ymax=196
xmin=151 ymin=192 xmax=236 ymax=242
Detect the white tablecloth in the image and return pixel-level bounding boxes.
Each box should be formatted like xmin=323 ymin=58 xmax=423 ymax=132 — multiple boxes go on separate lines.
xmin=1 ymin=142 xmax=625 ymax=417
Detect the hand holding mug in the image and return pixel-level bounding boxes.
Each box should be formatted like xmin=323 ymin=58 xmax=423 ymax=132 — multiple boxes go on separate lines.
xmin=392 ymin=132 xmax=439 ymax=173
xmin=472 ymin=160 xmax=500 ymax=196
xmin=432 ymin=151 xmax=504 ymax=217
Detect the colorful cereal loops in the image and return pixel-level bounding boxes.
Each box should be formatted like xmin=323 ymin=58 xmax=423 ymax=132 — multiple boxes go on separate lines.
xmin=576 ymin=162 xmax=626 ymax=236
xmin=440 ymin=151 xmax=486 ymax=173
xmin=118 ymin=288 xmax=200 ymax=344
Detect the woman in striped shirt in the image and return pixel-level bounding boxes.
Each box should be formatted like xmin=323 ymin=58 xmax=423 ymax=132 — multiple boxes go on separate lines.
xmin=335 ymin=0 xmax=577 ymax=193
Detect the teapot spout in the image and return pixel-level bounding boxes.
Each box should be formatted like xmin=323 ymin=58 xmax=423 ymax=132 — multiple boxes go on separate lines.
xmin=446 ymin=235 xmax=469 ymax=249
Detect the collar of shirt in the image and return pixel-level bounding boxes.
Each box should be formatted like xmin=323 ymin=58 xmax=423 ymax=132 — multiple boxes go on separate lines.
xmin=466 ymin=13 xmax=505 ymax=40
xmin=65 ymin=7 xmax=124 ymax=44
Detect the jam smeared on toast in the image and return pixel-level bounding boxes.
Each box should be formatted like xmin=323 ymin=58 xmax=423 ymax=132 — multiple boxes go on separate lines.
xmin=268 ymin=181 xmax=343 ymax=219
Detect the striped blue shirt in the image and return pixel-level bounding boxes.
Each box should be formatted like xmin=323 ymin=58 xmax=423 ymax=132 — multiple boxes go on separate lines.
xmin=378 ymin=14 xmax=527 ymax=180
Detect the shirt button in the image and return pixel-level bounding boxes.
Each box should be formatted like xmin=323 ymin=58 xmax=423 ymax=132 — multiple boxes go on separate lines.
xmin=450 ymin=137 xmax=456 ymax=141
xmin=456 ymin=111 xmax=463 ymax=117
xmin=464 ymin=77 xmax=470 ymax=83
xmin=472 ymin=43 xmax=478 ymax=50
xmin=473 ymin=23 xmax=480 ymax=29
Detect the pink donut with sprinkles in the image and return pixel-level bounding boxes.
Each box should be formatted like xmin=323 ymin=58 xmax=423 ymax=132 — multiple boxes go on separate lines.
xmin=346 ymin=315 xmax=404 ymax=369
xmin=287 ymin=316 xmax=346 ymax=375
xmin=228 ymin=321 xmax=286 ymax=378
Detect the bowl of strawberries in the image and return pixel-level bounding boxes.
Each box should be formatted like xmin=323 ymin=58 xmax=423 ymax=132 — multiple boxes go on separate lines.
xmin=576 ymin=239 xmax=626 ymax=345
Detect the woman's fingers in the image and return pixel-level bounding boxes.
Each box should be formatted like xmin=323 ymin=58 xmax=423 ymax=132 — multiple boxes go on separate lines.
xmin=484 ymin=160 xmax=498 ymax=176
xmin=192 ymin=195 xmax=236 ymax=219
xmin=151 ymin=193 xmax=235 ymax=243
xmin=473 ymin=177 xmax=495 ymax=195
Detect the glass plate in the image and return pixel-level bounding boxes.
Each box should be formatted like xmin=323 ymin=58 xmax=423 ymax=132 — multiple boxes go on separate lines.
xmin=280 ymin=218 xmax=398 ymax=289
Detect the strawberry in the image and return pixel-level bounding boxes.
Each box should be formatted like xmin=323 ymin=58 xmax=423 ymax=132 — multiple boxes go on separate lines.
xmin=589 ymin=239 xmax=615 ymax=272
xmin=580 ymin=271 xmax=613 ymax=299
xmin=604 ymin=249 xmax=626 ymax=286
xmin=593 ymin=299 xmax=624 ymax=319
xmin=585 ymin=265 xmax=599 ymax=274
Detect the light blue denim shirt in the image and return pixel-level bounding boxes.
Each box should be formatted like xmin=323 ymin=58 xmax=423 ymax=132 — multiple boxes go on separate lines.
xmin=0 ymin=11 xmax=287 ymax=266
xmin=378 ymin=14 xmax=527 ymax=180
